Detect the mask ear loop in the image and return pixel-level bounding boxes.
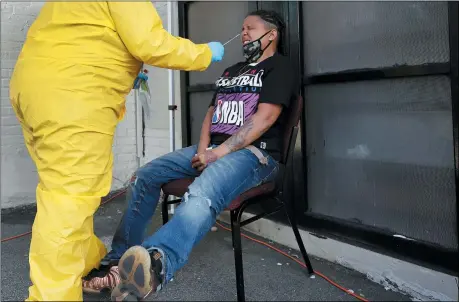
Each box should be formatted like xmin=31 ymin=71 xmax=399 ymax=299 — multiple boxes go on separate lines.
xmin=260 ymin=29 xmax=275 ymax=52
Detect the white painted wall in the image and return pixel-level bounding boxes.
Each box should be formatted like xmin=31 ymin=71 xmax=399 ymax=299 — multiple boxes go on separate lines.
xmin=1 ymin=2 xmax=43 ymax=208
xmin=0 ymin=2 xmax=178 ymax=208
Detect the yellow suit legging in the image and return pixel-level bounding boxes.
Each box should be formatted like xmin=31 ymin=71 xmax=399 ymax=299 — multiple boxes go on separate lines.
xmin=11 ymin=91 xmax=118 ymax=301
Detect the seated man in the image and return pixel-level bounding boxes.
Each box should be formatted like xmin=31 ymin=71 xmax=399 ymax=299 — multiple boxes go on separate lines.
xmin=83 ymin=9 xmax=298 ymax=300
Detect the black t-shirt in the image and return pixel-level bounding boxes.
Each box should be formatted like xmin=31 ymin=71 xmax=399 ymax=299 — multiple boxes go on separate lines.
xmin=208 ymin=53 xmax=298 ymax=162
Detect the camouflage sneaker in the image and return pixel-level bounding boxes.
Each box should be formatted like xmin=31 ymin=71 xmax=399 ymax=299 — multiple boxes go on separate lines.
xmin=83 ymin=266 xmax=121 ymax=294
xmin=111 ymin=246 xmax=165 ymax=301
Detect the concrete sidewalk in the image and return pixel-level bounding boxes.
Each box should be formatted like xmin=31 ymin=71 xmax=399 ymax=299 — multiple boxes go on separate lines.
xmin=1 ymin=193 xmax=411 ymax=301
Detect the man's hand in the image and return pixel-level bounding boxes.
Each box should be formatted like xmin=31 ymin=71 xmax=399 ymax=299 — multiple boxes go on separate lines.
xmin=191 ymin=149 xmax=220 ymax=172
xmin=196 ymin=145 xmax=209 ymax=156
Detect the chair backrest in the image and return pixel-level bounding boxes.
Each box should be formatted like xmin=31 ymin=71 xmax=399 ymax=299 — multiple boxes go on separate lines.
xmin=280 ymin=95 xmax=304 ymax=165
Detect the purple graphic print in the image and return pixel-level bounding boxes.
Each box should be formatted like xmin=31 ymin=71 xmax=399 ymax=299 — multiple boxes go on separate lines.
xmin=210 ymin=92 xmax=259 ymax=135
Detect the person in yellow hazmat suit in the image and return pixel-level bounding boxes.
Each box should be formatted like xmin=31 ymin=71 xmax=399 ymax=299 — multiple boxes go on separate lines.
xmin=9 ymin=2 xmax=225 ymax=301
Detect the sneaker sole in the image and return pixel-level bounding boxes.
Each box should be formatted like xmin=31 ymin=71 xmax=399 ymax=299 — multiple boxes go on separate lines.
xmin=111 ymin=246 xmax=154 ymax=301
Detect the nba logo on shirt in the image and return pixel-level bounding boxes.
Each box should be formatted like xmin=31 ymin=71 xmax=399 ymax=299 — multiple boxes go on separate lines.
xmin=212 ymin=99 xmax=223 ymax=124
xmin=260 ymin=142 xmax=267 ymax=149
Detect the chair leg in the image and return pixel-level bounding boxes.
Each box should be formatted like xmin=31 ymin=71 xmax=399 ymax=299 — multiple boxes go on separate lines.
xmin=232 ymin=210 xmax=245 ymax=302
xmin=162 ymin=194 xmax=169 ymax=225
xmin=285 ymin=206 xmax=314 ymax=275
xmin=230 ymin=210 xmax=236 ymax=248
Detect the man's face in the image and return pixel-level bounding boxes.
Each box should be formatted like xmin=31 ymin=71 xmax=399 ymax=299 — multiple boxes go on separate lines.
xmin=241 ymin=15 xmax=275 ymax=50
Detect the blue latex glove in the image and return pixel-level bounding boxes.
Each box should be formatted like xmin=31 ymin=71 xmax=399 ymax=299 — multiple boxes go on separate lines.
xmin=207 ymin=42 xmax=224 ymax=62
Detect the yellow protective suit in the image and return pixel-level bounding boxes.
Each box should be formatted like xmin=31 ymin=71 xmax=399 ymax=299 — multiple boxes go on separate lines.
xmin=9 ymin=2 xmax=212 ymax=301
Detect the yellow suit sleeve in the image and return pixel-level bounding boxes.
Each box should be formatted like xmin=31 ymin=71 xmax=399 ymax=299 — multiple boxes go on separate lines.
xmin=108 ymin=1 xmax=212 ymax=71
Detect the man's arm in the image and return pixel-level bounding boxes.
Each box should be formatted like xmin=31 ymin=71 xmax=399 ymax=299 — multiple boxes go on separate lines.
xmin=108 ymin=2 xmax=212 ymax=71
xmin=213 ymin=103 xmax=283 ymax=158
xmin=197 ymin=106 xmax=214 ymax=154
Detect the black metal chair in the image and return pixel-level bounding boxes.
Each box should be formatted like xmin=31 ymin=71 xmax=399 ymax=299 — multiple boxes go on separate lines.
xmin=161 ymin=95 xmax=314 ymax=302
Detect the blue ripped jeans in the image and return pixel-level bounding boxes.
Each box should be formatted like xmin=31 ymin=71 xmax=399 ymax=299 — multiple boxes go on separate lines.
xmin=102 ymin=144 xmax=279 ymax=283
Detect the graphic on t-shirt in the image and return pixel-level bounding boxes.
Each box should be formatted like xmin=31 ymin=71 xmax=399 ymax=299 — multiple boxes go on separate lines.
xmin=211 ymin=69 xmax=264 ymax=135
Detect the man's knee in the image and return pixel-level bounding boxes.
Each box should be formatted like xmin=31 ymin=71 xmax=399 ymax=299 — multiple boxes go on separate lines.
xmin=131 ymin=161 xmax=161 ymax=189
xmin=177 ymin=189 xmax=217 ymax=226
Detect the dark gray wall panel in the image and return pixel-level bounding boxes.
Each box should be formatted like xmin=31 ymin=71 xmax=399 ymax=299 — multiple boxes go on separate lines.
xmin=305 ymin=76 xmax=457 ymax=248
xmin=302 ymin=2 xmax=450 ymax=75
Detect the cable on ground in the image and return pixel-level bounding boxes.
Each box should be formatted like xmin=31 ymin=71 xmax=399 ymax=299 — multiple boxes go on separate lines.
xmin=215 ymin=221 xmax=369 ymax=302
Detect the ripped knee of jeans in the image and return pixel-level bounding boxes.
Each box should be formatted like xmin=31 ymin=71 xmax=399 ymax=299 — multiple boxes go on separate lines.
xmin=129 ymin=169 xmax=149 ymax=194
xmin=130 ymin=173 xmax=137 ymax=184
xmin=180 ymin=191 xmax=216 ymax=224
xmin=126 ymin=175 xmax=144 ymax=212
xmin=183 ymin=191 xmax=211 ymax=207
xmin=128 ymin=174 xmax=138 ymax=189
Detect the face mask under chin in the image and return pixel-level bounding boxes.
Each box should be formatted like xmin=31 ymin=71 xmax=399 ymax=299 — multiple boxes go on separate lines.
xmin=242 ymin=31 xmax=272 ymax=63
xmin=243 ymin=40 xmax=263 ymax=62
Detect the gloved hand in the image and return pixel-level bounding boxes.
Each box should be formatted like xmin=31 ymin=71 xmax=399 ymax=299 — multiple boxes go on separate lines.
xmin=207 ymin=42 xmax=224 ymax=62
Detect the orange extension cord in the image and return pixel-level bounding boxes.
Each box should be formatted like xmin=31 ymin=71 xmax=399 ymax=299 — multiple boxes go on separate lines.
xmin=2 ymin=188 xmax=369 ymax=302
xmin=215 ymin=221 xmax=369 ymax=302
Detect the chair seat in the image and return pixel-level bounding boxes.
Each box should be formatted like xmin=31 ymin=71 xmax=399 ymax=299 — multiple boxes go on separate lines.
xmin=162 ymin=178 xmax=276 ymax=211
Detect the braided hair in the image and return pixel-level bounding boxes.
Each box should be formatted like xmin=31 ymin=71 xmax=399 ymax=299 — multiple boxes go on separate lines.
xmin=246 ymin=10 xmax=286 ymax=55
